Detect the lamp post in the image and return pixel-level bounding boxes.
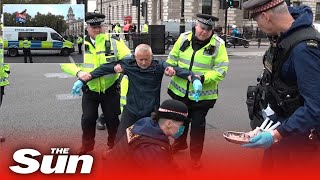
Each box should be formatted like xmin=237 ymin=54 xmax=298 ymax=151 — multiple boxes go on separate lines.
xmin=100 ymin=0 xmax=102 ymax=13
xmin=108 ymin=4 xmax=111 ymax=24
xmin=179 ymin=0 xmax=185 ymax=34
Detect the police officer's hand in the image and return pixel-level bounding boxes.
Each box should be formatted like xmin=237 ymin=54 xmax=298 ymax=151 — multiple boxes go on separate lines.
xmin=80 ymin=73 xmax=92 ymax=82
xmin=114 ymin=64 xmax=123 ymax=73
xmin=164 ymin=66 xmax=176 ymax=76
xmin=77 ymin=71 xmax=89 ymax=79
xmin=192 ymin=79 xmax=202 ymax=102
xmin=241 ymin=131 xmax=273 ymax=149
xmin=71 ymin=80 xmax=84 ymax=96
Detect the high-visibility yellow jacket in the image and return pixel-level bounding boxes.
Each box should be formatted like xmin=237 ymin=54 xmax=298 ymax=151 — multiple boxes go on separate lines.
xmin=0 ymin=37 xmax=9 ymax=87
xmin=22 ymin=39 xmax=31 ymax=48
xmin=77 ymin=36 xmax=83 ymax=44
xmin=166 ymin=31 xmax=229 ymax=101
xmin=61 ymin=33 xmax=131 ymax=93
xmin=142 ymin=24 xmax=148 ymax=33
xmin=120 ymin=75 xmax=128 ymax=112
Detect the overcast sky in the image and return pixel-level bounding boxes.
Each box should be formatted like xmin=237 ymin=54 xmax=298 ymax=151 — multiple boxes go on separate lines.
xmin=71 ymin=0 xmax=96 ymax=12
xmin=3 ymin=4 xmax=84 ymax=20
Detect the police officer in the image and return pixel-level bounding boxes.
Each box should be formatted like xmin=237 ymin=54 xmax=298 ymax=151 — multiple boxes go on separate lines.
xmin=23 ymin=37 xmax=33 ymax=63
xmin=0 ymin=23 xmax=9 ymax=142
xmin=241 ymin=0 xmax=320 ymax=174
xmin=103 ymin=99 xmax=189 ymax=176
xmin=61 ymin=12 xmax=131 ymax=154
xmin=76 ymin=34 xmax=83 ymax=54
xmin=166 ymin=14 xmax=229 ymax=168
xmin=142 ymin=21 xmax=148 ymax=33
xmin=0 ymin=28 xmax=10 ymax=108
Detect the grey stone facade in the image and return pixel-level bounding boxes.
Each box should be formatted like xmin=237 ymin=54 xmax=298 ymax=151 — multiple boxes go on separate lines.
xmin=97 ymin=0 xmax=320 ymax=30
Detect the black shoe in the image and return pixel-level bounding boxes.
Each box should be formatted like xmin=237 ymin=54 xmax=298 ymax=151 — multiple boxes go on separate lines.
xmin=77 ymin=146 xmax=93 ymax=155
xmin=171 ymin=141 xmax=188 ymax=154
xmin=0 ymin=136 xmax=5 ymax=142
xmin=96 ymin=117 xmax=106 ymax=130
xmin=191 ymin=159 xmax=202 ymax=169
xmin=102 ymin=147 xmax=113 ymax=160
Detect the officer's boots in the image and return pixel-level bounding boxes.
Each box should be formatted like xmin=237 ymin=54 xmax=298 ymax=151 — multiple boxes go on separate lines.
xmin=96 ymin=114 xmax=106 ymax=130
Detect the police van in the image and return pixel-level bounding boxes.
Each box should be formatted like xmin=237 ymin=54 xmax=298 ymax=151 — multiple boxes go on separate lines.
xmin=3 ymin=26 xmax=74 ymax=57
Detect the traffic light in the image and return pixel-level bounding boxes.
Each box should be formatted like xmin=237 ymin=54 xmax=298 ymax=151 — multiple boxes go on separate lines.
xmin=141 ymin=2 xmax=146 ymax=17
xmin=228 ymin=0 xmax=240 ymax=8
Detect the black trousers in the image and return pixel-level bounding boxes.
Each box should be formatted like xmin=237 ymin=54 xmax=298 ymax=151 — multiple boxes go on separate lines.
xmin=261 ymin=132 xmax=320 ymax=176
xmin=78 ymin=43 xmax=82 ymax=54
xmin=177 ymin=108 xmax=210 ymax=161
xmin=0 ymin=86 xmax=4 ymax=108
xmin=81 ymin=83 xmax=120 ymax=150
xmin=114 ymin=106 xmax=139 ymax=144
xmin=23 ymin=48 xmax=33 ymax=63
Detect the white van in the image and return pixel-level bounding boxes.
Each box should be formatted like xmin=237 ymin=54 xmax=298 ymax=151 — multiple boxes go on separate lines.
xmin=3 ymin=26 xmax=74 ymax=57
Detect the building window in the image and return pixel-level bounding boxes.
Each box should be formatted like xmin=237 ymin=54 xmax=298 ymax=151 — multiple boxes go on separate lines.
xmin=292 ymin=1 xmax=301 ymax=7
xmin=243 ymin=0 xmax=250 ymax=19
xmin=127 ymin=4 xmax=129 ymax=15
xmin=202 ymin=0 xmax=212 ymax=15
xmin=122 ymin=5 xmax=124 ymax=19
xmin=316 ymin=3 xmax=320 ymax=21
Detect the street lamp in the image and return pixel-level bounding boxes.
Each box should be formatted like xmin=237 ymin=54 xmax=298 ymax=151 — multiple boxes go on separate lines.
xmin=108 ymin=4 xmax=111 ymax=24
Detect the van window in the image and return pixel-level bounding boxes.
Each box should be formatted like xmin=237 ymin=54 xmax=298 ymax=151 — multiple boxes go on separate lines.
xmin=18 ymin=32 xmax=47 ymax=41
xmin=51 ymin=33 xmax=63 ymax=41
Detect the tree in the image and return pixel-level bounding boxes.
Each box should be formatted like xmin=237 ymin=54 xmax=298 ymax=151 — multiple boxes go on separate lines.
xmin=3 ymin=12 xmax=68 ymax=34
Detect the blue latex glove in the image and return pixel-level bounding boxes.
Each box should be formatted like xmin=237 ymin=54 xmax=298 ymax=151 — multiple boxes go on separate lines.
xmin=192 ymin=79 xmax=202 ymax=102
xmin=241 ymin=131 xmax=274 ymax=149
xmin=71 ymin=80 xmax=84 ymax=96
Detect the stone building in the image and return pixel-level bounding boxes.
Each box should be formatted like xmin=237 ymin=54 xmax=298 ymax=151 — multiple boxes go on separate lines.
xmin=97 ymin=0 xmax=320 ymax=33
xmin=65 ymin=6 xmax=84 ymax=36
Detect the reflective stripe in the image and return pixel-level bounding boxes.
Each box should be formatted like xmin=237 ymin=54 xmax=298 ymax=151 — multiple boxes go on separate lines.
xmin=121 ymin=96 xmax=126 ymax=100
xmin=170 ymin=80 xmax=218 ymax=96
xmin=216 ymin=62 xmax=229 ymax=67
xmin=82 ymin=64 xmax=94 ymax=68
xmin=189 ymin=89 xmax=218 ymax=96
xmin=103 ymin=74 xmax=116 ymax=78
xmin=85 ymin=50 xmax=92 ymax=54
xmin=96 ymin=51 xmax=106 ymax=55
xmin=213 ymin=62 xmax=229 ymax=77
xmin=178 ymin=57 xmax=212 ymax=69
xmin=214 ymin=67 xmax=226 ymax=75
xmin=193 ymin=61 xmax=212 ymax=69
xmin=170 ymin=80 xmax=186 ymax=94
xmin=106 ymin=57 xmax=116 ymax=62
xmin=111 ymin=39 xmax=118 ymax=61
xmin=168 ymin=54 xmax=179 ymax=62
xmin=0 ymin=78 xmax=8 ymax=82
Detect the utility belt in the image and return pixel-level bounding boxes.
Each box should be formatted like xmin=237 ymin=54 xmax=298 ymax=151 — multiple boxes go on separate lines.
xmin=246 ymin=84 xmax=303 ymax=129
xmin=82 ymin=82 xmax=118 ymax=95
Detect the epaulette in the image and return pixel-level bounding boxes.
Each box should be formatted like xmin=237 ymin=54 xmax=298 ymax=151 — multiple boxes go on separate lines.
xmin=306 ymin=40 xmax=318 ymax=48
xmin=111 ymin=35 xmax=120 ymax=41
xmin=213 ymin=34 xmax=225 ymax=44
xmin=126 ymin=125 xmax=140 ymax=144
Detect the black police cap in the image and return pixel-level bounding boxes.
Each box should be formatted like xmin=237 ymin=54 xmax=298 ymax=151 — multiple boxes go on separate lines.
xmin=85 ymin=12 xmax=105 ymax=26
xmin=196 ymin=13 xmax=219 ymax=30
xmin=242 ymin=0 xmax=284 ymax=17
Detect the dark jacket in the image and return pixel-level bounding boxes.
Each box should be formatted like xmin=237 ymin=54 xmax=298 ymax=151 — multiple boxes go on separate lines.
xmin=89 ymin=55 xmax=192 ymax=118
xmin=105 ymin=117 xmax=183 ymax=176
xmin=275 ymin=6 xmax=320 ymax=137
